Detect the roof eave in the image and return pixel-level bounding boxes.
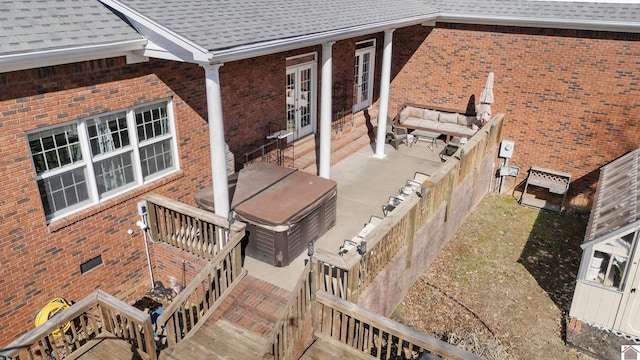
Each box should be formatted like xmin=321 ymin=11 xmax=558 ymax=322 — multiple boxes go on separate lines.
xmin=438 ymin=13 xmax=640 ymax=34
xmin=0 ymin=39 xmax=148 ymax=74
xmin=99 ymin=0 xmax=213 ymax=64
xmin=207 ymin=13 xmax=439 ymax=64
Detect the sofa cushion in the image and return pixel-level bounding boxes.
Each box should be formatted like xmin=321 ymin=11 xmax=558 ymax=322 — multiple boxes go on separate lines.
xmin=438 ymin=123 xmax=477 ymax=137
xmin=423 ymin=109 xmax=440 ymax=121
xmin=399 ymin=106 xmax=423 ymax=122
xmin=439 ymin=112 xmax=459 ymax=124
xmin=401 ymin=118 xmax=440 ymax=132
xmin=457 ymin=114 xmax=476 ymax=127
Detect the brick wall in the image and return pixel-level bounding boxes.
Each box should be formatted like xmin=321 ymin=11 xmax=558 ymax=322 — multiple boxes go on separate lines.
xmin=0 ymin=41 xmax=370 ymax=344
xmin=150 ymin=242 xmax=209 ymax=294
xmin=3 ymin=22 xmax=638 ymax=345
xmin=0 ymin=57 xmax=215 ymax=345
xmin=390 ymin=24 xmax=640 ymax=208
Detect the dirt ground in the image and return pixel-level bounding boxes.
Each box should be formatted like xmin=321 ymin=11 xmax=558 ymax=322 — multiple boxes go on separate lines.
xmin=392 ymin=194 xmax=595 ymax=359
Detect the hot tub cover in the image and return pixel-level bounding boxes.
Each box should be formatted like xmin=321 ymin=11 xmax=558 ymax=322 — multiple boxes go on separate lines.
xmin=231 ymin=162 xmax=337 ymax=229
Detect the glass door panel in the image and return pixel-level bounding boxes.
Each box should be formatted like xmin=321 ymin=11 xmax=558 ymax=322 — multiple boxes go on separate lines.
xmin=285 ymin=63 xmax=315 ymax=140
xmin=353 ymin=45 xmax=375 ymax=112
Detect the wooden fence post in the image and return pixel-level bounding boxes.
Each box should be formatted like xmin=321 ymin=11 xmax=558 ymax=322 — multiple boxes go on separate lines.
xmin=147 ymin=200 xmax=159 ymax=243
xmin=405 ymin=204 xmax=418 ymax=269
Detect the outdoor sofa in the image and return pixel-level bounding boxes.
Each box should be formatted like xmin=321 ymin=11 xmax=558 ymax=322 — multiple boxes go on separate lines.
xmin=394 ymin=103 xmax=484 ymax=142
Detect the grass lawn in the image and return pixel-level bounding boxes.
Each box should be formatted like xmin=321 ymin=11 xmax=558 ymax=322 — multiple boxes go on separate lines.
xmin=393 ymin=194 xmax=594 ymax=359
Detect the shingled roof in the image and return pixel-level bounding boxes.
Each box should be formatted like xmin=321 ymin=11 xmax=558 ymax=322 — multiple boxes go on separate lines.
xmin=112 ymin=0 xmax=437 ymax=51
xmin=0 ymin=0 xmax=143 ymax=56
xmin=434 ymin=0 xmax=640 ymax=28
xmin=3 ymin=0 xmax=640 ymax=66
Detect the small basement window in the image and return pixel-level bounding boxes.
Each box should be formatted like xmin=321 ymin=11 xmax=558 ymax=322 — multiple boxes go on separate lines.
xmin=585 ymin=231 xmax=636 ymax=290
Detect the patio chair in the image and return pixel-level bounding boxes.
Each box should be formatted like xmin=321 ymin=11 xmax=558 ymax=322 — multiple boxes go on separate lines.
xmin=358 ymin=215 xmax=383 ymax=238
xmin=385 ymin=124 xmax=411 ymax=150
xmin=407 ymin=172 xmax=429 ymax=188
xmin=383 ymin=196 xmax=403 ymax=216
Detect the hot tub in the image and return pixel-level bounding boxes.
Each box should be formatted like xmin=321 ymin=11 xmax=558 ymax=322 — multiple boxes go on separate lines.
xmin=194 ymin=162 xmax=337 ymax=267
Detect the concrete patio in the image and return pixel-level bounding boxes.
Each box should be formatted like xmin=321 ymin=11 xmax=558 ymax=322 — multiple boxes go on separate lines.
xmin=243 ymin=137 xmax=448 ymax=291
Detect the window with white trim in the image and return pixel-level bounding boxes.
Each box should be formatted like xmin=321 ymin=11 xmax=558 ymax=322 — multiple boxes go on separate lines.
xmin=584 ymin=231 xmax=636 ymax=290
xmin=28 ymin=100 xmax=178 ymax=222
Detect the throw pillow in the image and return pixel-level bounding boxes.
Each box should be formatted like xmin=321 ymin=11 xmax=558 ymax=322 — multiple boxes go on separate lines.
xmin=439 ymin=112 xmax=459 ymax=124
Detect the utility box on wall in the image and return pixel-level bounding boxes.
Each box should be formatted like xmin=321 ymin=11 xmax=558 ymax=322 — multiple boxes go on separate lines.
xmin=499 ymin=140 xmax=515 ymax=158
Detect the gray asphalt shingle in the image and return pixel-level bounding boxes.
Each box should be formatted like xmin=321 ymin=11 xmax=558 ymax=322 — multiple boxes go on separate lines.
xmin=116 ymin=0 xmax=438 ymax=51
xmin=114 ymin=0 xmax=640 ymax=53
xmin=0 ymin=0 xmax=143 ymax=56
xmin=3 ymin=0 xmax=640 ymax=58
xmin=433 ymin=0 xmax=640 ymax=23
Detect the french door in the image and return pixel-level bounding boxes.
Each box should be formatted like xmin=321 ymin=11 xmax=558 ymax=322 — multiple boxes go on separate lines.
xmin=286 ymin=63 xmax=315 ymax=140
xmin=353 ymin=41 xmax=375 ymax=113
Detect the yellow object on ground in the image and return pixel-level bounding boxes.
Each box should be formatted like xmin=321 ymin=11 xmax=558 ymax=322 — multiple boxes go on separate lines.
xmin=35 ymin=298 xmax=71 ymax=337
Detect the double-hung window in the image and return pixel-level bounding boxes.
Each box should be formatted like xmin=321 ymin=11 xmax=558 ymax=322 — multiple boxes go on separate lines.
xmin=28 ymin=100 xmax=178 ymax=222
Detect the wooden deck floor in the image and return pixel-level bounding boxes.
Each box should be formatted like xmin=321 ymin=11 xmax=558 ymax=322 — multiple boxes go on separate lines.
xmin=159 ymin=319 xmax=267 ymax=359
xmin=300 ymin=337 xmax=375 ymax=360
xmin=68 ymin=333 xmax=142 ymax=360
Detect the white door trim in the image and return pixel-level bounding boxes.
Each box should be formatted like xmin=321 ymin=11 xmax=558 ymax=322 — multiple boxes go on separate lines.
xmin=286 ymin=56 xmax=317 ymax=141
xmin=353 ymin=39 xmax=376 ymax=113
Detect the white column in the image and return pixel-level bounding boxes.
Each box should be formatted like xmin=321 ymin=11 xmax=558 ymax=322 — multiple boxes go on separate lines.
xmin=374 ymin=29 xmax=395 ymax=158
xmin=319 ymin=42 xmax=334 ymax=179
xmin=202 ymin=64 xmax=230 ymax=216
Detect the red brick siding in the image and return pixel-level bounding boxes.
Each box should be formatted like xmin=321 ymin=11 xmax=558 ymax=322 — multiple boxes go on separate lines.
xmin=150 ymin=242 xmax=209 ymax=294
xmin=3 ymin=22 xmax=638 ymax=345
xmin=0 ymin=57 xmax=214 ymax=345
xmin=390 ymin=24 xmax=640 ymax=207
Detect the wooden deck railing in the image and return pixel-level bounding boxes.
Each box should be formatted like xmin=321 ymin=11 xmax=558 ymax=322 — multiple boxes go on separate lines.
xmin=155 ymin=227 xmax=246 ymax=346
xmin=262 ymin=261 xmax=313 ymax=360
xmin=312 ymin=250 xmax=360 ymax=302
xmin=144 ymin=193 xmax=245 ymax=260
xmin=0 ymin=290 xmax=157 ymax=360
xmin=311 ymin=114 xmax=504 ymax=304
xmin=314 ymin=291 xmax=484 ymax=360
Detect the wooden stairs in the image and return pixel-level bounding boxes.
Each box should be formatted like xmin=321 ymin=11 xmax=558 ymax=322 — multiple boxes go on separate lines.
xmin=159 ymin=109 xmax=383 ymax=359
xmin=158 ymin=276 xmax=289 ymax=359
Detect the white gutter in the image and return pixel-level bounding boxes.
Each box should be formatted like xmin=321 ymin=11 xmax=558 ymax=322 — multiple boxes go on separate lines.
xmin=438 ymin=12 xmax=640 ymax=33
xmin=0 ymin=39 xmax=147 ymax=73
xmin=206 ymin=11 xmax=640 ymax=64
xmin=99 ymin=0 xmax=213 ymax=63
xmin=90 ymin=4 xmax=640 ymax=68
xmin=207 ymin=13 xmax=439 ymax=64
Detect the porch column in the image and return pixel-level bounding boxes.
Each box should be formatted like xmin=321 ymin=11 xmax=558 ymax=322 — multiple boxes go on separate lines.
xmin=319 ymin=41 xmax=335 ymax=179
xmin=374 ymin=29 xmax=395 ymax=158
xmin=202 ymin=64 xmax=230 ymax=216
